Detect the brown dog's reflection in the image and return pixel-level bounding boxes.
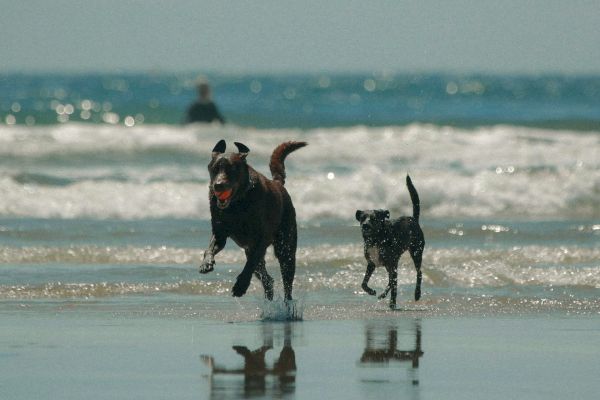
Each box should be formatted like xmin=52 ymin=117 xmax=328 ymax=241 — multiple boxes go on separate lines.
xmin=201 ymin=323 xmax=296 ymax=399
xmin=360 ymin=320 xmax=423 ymax=384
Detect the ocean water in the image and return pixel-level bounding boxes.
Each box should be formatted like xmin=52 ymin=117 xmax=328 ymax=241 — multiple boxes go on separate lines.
xmin=2 ymin=73 xmax=600 ymax=399
xmin=0 ymin=120 xmax=599 ymax=318
xmin=2 ymin=73 xmax=600 ymax=129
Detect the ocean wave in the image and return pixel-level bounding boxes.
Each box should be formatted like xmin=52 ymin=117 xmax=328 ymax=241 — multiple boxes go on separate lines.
xmin=1 ymin=244 xmax=599 ymax=300
xmin=0 ymin=123 xmax=598 ymax=219
xmin=3 ymin=243 xmax=599 ymax=266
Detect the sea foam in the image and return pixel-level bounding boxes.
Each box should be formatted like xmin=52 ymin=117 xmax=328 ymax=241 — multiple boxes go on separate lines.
xmin=0 ymin=123 xmax=598 ymax=220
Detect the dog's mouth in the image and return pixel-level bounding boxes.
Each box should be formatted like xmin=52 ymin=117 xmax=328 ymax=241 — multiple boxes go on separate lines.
xmin=214 ymin=189 xmax=233 ymax=209
xmin=361 ymin=224 xmax=376 ymax=236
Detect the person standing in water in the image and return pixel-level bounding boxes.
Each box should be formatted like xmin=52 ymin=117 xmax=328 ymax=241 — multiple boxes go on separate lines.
xmin=185 ymin=79 xmax=226 ymax=124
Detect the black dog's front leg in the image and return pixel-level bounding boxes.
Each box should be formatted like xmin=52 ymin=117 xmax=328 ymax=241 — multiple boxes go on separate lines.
xmin=378 ymin=284 xmax=391 ymax=300
xmin=232 ymin=244 xmax=267 ymax=297
xmin=362 ymin=262 xmax=377 ymax=296
xmin=378 ymin=265 xmax=396 ymax=305
xmin=384 ymin=267 xmax=398 ymax=309
xmin=199 ymin=234 xmax=227 ymax=274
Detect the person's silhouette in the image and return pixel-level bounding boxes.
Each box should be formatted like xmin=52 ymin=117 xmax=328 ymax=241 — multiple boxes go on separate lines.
xmin=185 ymin=79 xmax=225 ymax=124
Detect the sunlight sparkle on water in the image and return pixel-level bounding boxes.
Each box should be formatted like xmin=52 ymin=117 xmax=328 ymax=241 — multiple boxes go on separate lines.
xmin=124 ymin=116 xmax=135 ymax=127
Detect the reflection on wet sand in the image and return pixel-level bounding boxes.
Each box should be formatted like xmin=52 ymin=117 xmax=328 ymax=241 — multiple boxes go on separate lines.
xmin=201 ymin=323 xmax=297 ymax=399
xmin=359 ymin=320 xmax=423 ymax=385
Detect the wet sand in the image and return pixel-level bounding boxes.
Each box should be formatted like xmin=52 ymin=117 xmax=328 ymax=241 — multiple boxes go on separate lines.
xmin=1 ymin=309 xmax=599 ymax=400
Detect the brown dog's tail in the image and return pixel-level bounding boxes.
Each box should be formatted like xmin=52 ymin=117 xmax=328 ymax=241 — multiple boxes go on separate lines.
xmin=406 ymin=175 xmax=420 ymax=222
xmin=269 ymin=141 xmax=307 ymax=185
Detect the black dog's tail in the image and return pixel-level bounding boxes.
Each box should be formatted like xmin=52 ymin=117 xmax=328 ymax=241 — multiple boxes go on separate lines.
xmin=406 ymin=175 xmax=420 ymax=222
xmin=269 ymin=141 xmax=307 ymax=185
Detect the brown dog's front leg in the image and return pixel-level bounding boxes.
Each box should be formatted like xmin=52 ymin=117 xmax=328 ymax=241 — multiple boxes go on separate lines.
xmin=232 ymin=245 xmax=267 ymax=297
xmin=362 ymin=262 xmax=377 ymax=296
xmin=199 ymin=234 xmax=227 ymax=274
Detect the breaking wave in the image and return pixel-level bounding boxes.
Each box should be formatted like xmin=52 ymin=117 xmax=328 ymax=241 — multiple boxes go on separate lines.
xmin=0 ymin=123 xmax=598 ymax=220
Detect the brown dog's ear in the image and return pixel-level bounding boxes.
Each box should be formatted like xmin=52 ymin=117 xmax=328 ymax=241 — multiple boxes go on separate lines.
xmin=355 ymin=210 xmax=364 ymax=221
xmin=234 ymin=142 xmax=250 ymax=153
xmin=233 ymin=142 xmax=250 ymax=160
xmin=234 ymin=142 xmax=250 ymax=160
xmin=212 ymin=139 xmax=226 ymax=156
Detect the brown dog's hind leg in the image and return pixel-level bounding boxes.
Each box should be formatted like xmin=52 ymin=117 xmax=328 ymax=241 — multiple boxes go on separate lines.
xmin=274 ymin=222 xmax=297 ymax=301
xmin=232 ymin=244 xmax=268 ymax=297
xmin=253 ymin=259 xmax=274 ymax=300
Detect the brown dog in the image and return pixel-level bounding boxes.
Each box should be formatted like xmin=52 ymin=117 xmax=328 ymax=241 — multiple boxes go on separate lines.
xmin=199 ymin=139 xmax=307 ymax=300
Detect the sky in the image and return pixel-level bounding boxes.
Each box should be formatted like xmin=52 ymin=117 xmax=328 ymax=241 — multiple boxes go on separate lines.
xmin=1 ymin=0 xmax=599 ymax=74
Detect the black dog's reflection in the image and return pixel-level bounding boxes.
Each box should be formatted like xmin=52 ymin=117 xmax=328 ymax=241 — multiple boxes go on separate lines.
xmin=360 ymin=320 xmax=423 ymax=384
xmin=201 ymin=323 xmax=296 ymax=398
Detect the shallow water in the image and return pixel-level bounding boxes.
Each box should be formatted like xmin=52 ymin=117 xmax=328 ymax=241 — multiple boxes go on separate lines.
xmin=1 ymin=217 xmax=598 ymax=319
xmin=2 ymin=313 xmax=599 ymax=400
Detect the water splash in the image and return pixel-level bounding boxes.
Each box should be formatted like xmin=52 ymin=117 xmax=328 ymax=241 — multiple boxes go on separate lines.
xmin=259 ymin=297 xmax=304 ymax=321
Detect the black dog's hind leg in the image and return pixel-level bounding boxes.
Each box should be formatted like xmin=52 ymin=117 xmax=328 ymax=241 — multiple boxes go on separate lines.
xmin=274 ymin=220 xmax=297 ymax=301
xmin=232 ymin=244 xmax=268 ymax=297
xmin=410 ymin=247 xmax=423 ymax=301
xmin=253 ymin=259 xmax=274 ymax=301
xmin=362 ymin=262 xmax=377 ymax=296
xmin=389 ymin=268 xmax=398 ymax=309
xmin=199 ymin=234 xmax=227 ymax=274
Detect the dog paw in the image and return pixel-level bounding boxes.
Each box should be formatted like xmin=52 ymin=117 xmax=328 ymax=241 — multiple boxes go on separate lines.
xmin=198 ymin=260 xmax=215 ymax=274
xmin=378 ymin=292 xmax=388 ymax=300
xmin=232 ymin=274 xmax=251 ymax=297
xmin=414 ymin=290 xmax=421 ymax=301
xmin=264 ymin=288 xmax=274 ymax=301
xmin=362 ymin=285 xmax=376 ymax=296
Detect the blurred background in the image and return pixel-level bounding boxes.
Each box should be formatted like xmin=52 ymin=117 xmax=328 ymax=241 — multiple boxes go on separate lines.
xmin=2 ymin=0 xmax=600 ymax=129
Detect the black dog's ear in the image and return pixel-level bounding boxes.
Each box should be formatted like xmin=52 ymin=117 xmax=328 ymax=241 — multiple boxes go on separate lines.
xmin=234 ymin=142 xmax=250 ymax=161
xmin=376 ymin=209 xmax=390 ymax=219
xmin=355 ymin=210 xmax=364 ymax=221
xmin=212 ymin=139 xmax=226 ymax=155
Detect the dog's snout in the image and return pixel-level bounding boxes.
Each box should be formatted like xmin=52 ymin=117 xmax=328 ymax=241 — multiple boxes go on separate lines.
xmin=213 ymin=180 xmax=228 ymax=192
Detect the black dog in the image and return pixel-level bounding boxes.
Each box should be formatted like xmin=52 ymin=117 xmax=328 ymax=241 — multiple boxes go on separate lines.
xmin=199 ymin=139 xmax=307 ymax=300
xmin=355 ymin=175 xmax=425 ymax=309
